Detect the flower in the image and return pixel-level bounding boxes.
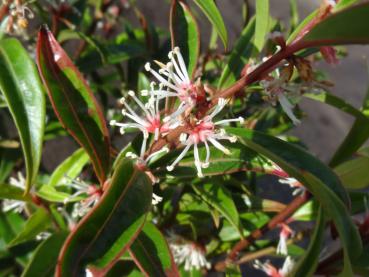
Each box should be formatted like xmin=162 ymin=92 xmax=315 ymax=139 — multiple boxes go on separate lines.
xmin=110 ymin=90 xmax=178 ymax=160
xmin=2 ymin=172 xmax=26 ymax=213
xmin=254 ymin=256 xmax=295 ymax=277
xmin=62 ymin=178 xmax=102 ymax=218
xmin=168 ymin=233 xmax=211 ymax=271
xmin=144 ymin=47 xmax=202 ymax=120
xmin=278 ymin=177 xmax=305 ymax=195
xmin=4 ymin=0 xmax=34 ymax=34
xmin=276 ymin=223 xmax=294 ymax=256
xmin=260 ymin=69 xmax=301 ymax=125
xmin=152 ymin=192 xmax=163 ymax=205
xmin=166 ymin=98 xmax=244 ymax=177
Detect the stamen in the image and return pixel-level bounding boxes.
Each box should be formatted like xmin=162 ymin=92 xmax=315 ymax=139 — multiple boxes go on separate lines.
xmin=167 ymin=143 xmax=192 ymax=171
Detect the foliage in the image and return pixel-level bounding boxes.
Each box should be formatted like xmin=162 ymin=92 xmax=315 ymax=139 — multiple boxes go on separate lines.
xmin=0 ymin=0 xmax=368 ymax=276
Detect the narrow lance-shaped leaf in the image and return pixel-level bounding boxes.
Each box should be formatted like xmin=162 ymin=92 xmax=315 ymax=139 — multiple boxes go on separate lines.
xmin=330 ymin=75 xmax=369 ymax=166
xmin=56 ymin=159 xmax=152 ymax=277
xmin=129 ymin=222 xmax=179 ymax=277
xmin=0 ymin=38 xmax=46 ymax=192
xmin=192 ymin=182 xmax=242 ymax=237
xmin=226 ymin=128 xmax=362 ymax=263
xmin=300 ymin=2 xmax=369 ymax=46
xmin=254 ymin=0 xmax=269 ymax=52
xmin=218 ymin=17 xmax=256 ymax=89
xmin=192 ymin=0 xmax=228 ymax=48
xmin=170 ymin=0 xmax=200 ymax=79
xmin=36 ymin=26 xmax=110 ymax=184
xmin=291 ymin=206 xmax=325 ymax=276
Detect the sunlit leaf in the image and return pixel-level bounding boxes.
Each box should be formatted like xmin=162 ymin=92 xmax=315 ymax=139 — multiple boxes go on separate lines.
xmin=254 ymin=0 xmax=269 ymax=52
xmin=57 ymin=159 xmax=152 ymax=276
xmin=36 ymin=26 xmax=110 ymax=184
xmin=0 ymin=38 xmax=46 ymax=192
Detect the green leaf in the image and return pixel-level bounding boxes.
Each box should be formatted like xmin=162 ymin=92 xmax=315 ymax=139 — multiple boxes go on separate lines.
xmin=335 ymin=156 xmax=369 ymax=189
xmin=304 ymin=92 xmax=368 ymax=120
xmin=192 ymin=0 xmax=228 ymax=48
xmin=22 ymin=232 xmax=68 ymax=277
xmin=301 ymin=3 xmax=369 ymax=46
xmin=218 ymin=17 xmax=256 ymax=88
xmin=254 ymin=0 xmax=269 ymax=52
xmin=129 ymin=222 xmax=179 ymax=276
xmin=227 ymin=128 xmax=362 ymax=262
xmin=8 ymin=209 xmax=51 ymax=247
xmin=0 ymin=184 xmax=32 ymax=202
xmin=36 ymin=26 xmax=110 ymax=184
xmin=151 ymin=142 xmax=269 ymax=178
xmin=48 ymin=148 xmax=89 ymax=187
xmin=335 ymin=0 xmax=360 ymax=11
xmin=36 ymin=185 xmax=76 ymax=203
xmin=192 ymin=182 xmax=242 ymax=236
xmin=0 ymin=38 xmax=46 ymax=192
xmin=330 ymin=80 xmax=369 ymax=166
xmin=56 ymin=159 xmax=152 ymax=276
xmin=227 ymin=128 xmax=349 ymax=205
xmin=292 ymin=207 xmax=325 ymax=276
xmin=170 ymin=0 xmax=200 ymax=79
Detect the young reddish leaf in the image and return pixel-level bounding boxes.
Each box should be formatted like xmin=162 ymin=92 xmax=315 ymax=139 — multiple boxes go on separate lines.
xmin=129 ymin=223 xmax=179 ymax=277
xmin=56 ymin=159 xmax=152 ymax=277
xmin=0 ymin=38 xmax=46 ymax=192
xmin=36 ymin=26 xmax=110 ymax=184
xmin=170 ymin=0 xmax=200 ymax=79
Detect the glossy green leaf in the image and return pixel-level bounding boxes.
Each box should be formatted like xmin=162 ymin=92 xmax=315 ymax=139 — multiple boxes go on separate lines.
xmin=0 ymin=184 xmax=32 ymax=202
xmin=57 ymin=159 xmax=152 ymax=276
xmin=330 ymin=80 xmax=369 ymax=166
xmin=171 ymin=1 xmax=200 ymax=79
xmin=218 ymin=17 xmax=256 ymax=88
xmin=192 ymin=182 xmax=242 ymax=236
xmin=129 ymin=222 xmax=179 ymax=276
xmin=292 ymin=207 xmax=325 ymax=276
xmin=301 ymin=3 xmax=369 ymax=46
xmin=335 ymin=156 xmax=369 ymax=189
xmin=304 ymin=92 xmax=368 ymax=120
xmin=192 ymin=0 xmax=228 ymax=48
xmin=0 ymin=38 xmax=46 ymax=192
xmin=36 ymin=185 xmax=76 ymax=203
xmin=22 ymin=232 xmax=68 ymax=277
xmin=254 ymin=0 xmax=269 ymax=52
xmin=151 ymin=142 xmax=269 ymax=178
xmin=227 ymin=128 xmax=362 ymax=262
xmin=49 ymin=148 xmax=89 ymax=187
xmin=227 ymin=128 xmax=350 ymax=204
xmin=9 ymin=209 xmax=51 ymax=247
xmin=36 ymin=26 xmax=110 ymax=184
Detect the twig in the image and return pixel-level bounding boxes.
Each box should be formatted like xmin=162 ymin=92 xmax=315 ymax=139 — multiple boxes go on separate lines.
xmin=214 ymin=191 xmax=312 ymax=271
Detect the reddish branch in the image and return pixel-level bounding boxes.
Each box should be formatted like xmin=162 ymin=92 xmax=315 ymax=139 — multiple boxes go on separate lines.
xmin=215 ymin=191 xmax=312 ymax=271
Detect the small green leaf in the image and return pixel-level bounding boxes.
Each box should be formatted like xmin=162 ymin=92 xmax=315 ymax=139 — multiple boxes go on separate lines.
xmin=48 ymin=148 xmax=89 ymax=187
xmin=226 ymin=128 xmax=362 ymax=263
xmin=0 ymin=38 xmax=46 ymax=192
xmin=36 ymin=26 xmax=110 ymax=184
xmin=292 ymin=207 xmax=325 ymax=276
xmin=57 ymin=159 xmax=152 ymax=276
xmin=218 ymin=17 xmax=256 ymax=88
xmin=192 ymin=0 xmax=228 ymax=48
xmin=301 ymin=3 xmax=369 ymax=46
xmin=254 ymin=0 xmax=269 ymax=52
xmin=335 ymin=156 xmax=369 ymax=189
xmin=22 ymin=232 xmax=68 ymax=277
xmin=330 ymin=78 xmax=369 ymax=166
xmin=9 ymin=209 xmax=51 ymax=247
xmin=0 ymin=184 xmax=32 ymax=202
xmin=36 ymin=185 xmax=76 ymax=203
xmin=192 ymin=182 xmax=242 ymax=236
xmin=129 ymin=223 xmax=179 ymax=276
xmin=171 ymin=0 xmax=200 ymax=79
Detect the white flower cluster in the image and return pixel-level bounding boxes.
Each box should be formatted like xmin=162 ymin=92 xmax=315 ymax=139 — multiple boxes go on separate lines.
xmin=254 ymin=256 xmax=295 ymax=277
xmin=2 ymin=172 xmax=27 ymax=213
xmin=168 ymin=233 xmax=210 ymax=271
xmin=110 ymin=47 xmax=244 ymax=178
xmin=2 ymin=0 xmax=34 ymax=35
